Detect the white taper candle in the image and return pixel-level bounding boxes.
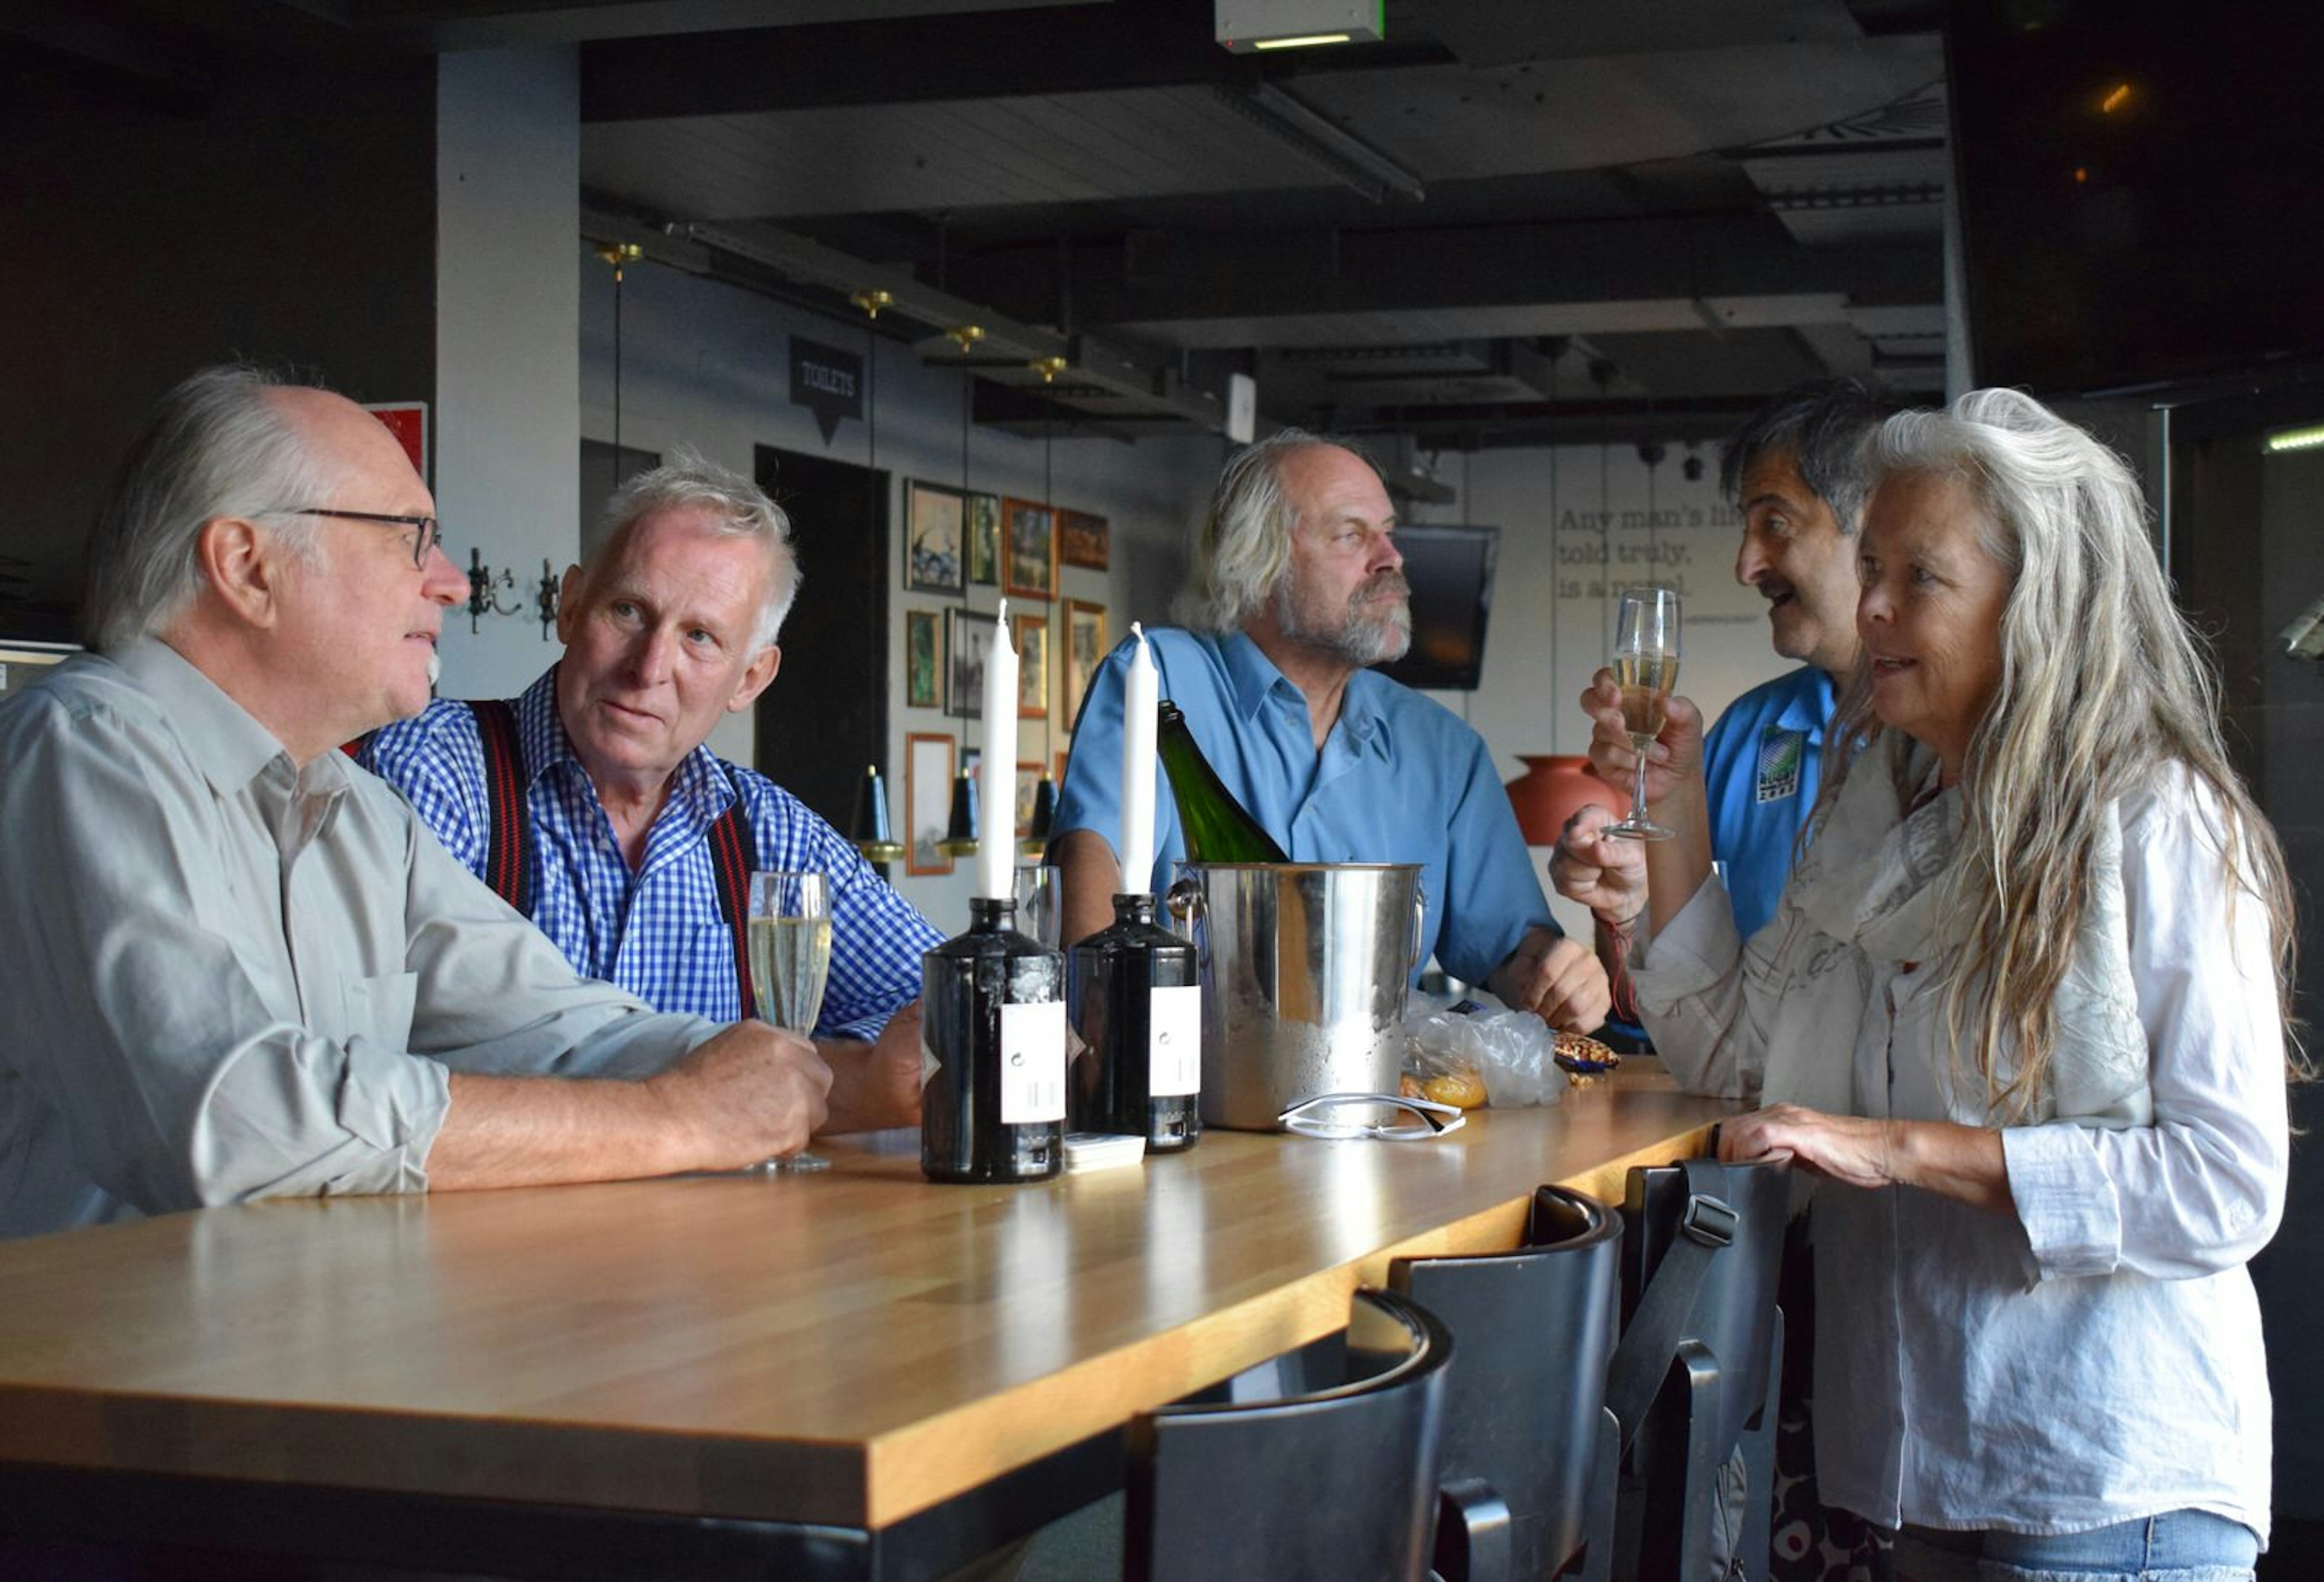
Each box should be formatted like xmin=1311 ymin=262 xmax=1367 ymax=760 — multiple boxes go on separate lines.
xmin=1119 ymin=622 xmax=1158 ymax=894
xmin=977 ymin=599 xmax=1019 ymax=901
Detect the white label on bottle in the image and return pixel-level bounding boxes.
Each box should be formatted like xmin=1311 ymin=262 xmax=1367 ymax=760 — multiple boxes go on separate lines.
xmin=1148 ymin=985 xmax=1203 ymax=1097
xmin=1000 ymin=999 xmax=1068 ymax=1124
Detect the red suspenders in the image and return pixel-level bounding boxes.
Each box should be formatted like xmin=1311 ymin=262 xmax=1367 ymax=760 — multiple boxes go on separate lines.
xmin=468 ymin=700 xmax=758 ymax=1014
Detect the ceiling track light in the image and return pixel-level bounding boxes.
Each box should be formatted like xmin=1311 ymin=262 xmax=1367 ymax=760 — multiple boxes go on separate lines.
xmin=1212 ymin=82 xmax=1423 ymax=205
xmin=1216 ymin=0 xmax=1383 ymax=53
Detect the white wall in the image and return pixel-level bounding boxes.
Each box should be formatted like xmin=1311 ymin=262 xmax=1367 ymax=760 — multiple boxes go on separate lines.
xmin=434 ymin=47 xmax=582 ymax=698
xmin=1406 ymin=445 xmax=1791 ymax=939
xmin=574 ymin=252 xmax=1214 ymax=925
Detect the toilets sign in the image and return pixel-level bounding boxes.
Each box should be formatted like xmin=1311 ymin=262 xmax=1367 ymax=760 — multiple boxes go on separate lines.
xmin=789 ymin=338 xmax=863 ymax=442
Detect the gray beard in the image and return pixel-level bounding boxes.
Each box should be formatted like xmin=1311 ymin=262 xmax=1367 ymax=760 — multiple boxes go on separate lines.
xmin=1275 ymin=576 xmax=1413 ymax=668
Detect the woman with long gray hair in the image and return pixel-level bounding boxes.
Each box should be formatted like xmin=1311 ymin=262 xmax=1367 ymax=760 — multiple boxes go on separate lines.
xmin=1556 ymin=388 xmax=2296 ymax=1581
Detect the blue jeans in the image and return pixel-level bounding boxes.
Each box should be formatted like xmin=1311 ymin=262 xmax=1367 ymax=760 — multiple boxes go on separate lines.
xmin=1894 ymin=1510 xmax=2259 ymax=1581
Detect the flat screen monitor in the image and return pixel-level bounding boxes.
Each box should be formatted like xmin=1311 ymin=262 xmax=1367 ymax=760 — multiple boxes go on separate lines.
xmin=1373 ymin=525 xmax=1498 ymax=692
xmin=1948 ymin=0 xmax=2324 ymax=395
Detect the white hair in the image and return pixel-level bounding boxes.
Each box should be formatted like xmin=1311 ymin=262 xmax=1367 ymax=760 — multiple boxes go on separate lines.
xmin=81 ymin=364 xmax=347 ymax=653
xmin=1815 ymin=386 xmax=2299 ymax=1113
xmin=1172 ymin=428 xmax=1378 ymax=632
xmin=585 ymin=447 xmax=799 ymax=648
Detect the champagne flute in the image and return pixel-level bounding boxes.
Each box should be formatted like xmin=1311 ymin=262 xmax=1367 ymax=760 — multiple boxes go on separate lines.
xmin=1604 ymin=585 xmax=1682 ymax=842
xmin=1014 ymin=861 xmax=1061 ymax=950
xmin=747 ymin=869 xmax=834 ymax=1172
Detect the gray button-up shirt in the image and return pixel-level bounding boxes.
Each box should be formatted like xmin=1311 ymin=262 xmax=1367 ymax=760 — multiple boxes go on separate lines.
xmin=0 ymin=640 xmax=717 ymax=1239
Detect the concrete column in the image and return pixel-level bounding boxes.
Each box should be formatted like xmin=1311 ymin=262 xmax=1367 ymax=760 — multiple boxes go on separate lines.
xmin=433 ymin=47 xmax=580 ymax=698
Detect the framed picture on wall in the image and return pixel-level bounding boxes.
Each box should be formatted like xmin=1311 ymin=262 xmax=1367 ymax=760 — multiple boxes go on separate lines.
xmin=968 ymin=493 xmax=1001 ymax=586
xmin=905 ymin=480 xmax=966 ymax=596
xmin=905 ymin=732 xmax=955 ymax=876
xmin=1064 ymin=599 xmax=1108 ymax=729
xmin=1002 ymin=497 xmax=1054 ymax=602
xmin=1055 ymin=748 xmax=1071 ymax=789
xmin=1057 ymin=509 xmax=1109 ymax=572
xmin=905 ymin=609 xmax=940 ymax=709
xmin=945 ymin=606 xmax=997 ymax=719
xmin=1014 ymin=610 xmax=1049 ymax=720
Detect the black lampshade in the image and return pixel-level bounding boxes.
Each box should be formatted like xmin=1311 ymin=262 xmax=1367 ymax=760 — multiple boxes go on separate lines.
xmin=851 ymin=763 xmax=904 ymax=862
xmin=1018 ymin=776 xmax=1057 ymax=856
xmin=937 ymin=769 xmax=979 ymax=858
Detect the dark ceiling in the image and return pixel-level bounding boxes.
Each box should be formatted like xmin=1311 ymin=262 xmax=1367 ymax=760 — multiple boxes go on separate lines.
xmin=14 ymin=0 xmax=1952 ymax=453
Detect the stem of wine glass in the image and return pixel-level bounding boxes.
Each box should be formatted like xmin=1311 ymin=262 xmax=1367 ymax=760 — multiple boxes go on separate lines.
xmin=1631 ymin=738 xmax=1652 ymax=823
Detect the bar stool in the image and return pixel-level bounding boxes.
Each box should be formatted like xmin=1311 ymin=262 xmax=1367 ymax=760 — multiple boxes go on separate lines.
xmin=1607 ymin=1155 xmax=1788 ymax=1582
xmin=1387 ymin=1184 xmax=1625 ymax=1582
xmin=1121 ymin=1287 xmax=1454 ymax=1582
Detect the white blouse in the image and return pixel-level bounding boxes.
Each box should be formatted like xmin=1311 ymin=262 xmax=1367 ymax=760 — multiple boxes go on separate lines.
xmin=1632 ymin=764 xmax=2288 ymax=1540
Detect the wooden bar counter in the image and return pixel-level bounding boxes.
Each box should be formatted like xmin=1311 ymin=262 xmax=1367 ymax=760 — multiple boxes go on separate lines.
xmin=0 ymin=1063 xmax=1736 ymax=1578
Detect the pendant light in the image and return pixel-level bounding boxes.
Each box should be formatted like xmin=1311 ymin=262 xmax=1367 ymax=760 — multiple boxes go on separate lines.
xmin=1020 ymin=357 xmax=1067 ymax=855
xmin=937 ymin=769 xmax=980 ymax=859
xmin=847 ymin=286 xmax=907 ymax=865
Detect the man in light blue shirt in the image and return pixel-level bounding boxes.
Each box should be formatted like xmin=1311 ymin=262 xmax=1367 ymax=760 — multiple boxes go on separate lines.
xmin=1054 ymin=431 xmax=1609 ymax=1032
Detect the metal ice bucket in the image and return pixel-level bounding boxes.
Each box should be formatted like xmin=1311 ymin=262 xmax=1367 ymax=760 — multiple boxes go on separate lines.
xmin=1164 ymin=862 xmax=1426 ymax=1131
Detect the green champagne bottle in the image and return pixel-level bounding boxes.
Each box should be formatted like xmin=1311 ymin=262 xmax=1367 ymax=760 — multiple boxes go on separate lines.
xmin=1155 ymin=700 xmax=1289 ymax=862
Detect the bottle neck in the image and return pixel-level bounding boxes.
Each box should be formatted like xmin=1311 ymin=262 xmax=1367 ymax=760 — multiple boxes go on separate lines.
xmin=967 ymin=896 xmax=1017 ymax=932
xmin=1110 ymin=893 xmax=1157 ymax=927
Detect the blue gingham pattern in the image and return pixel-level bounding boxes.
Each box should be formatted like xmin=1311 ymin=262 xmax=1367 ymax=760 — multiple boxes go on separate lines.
xmin=362 ymin=670 xmax=940 ymax=1035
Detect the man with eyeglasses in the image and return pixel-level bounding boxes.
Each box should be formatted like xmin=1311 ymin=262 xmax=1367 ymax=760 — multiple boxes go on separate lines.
xmin=0 ymin=365 xmax=838 ymax=1240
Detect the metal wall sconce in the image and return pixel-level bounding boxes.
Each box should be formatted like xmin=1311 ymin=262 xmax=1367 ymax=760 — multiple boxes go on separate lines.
xmin=467 ymin=547 xmax=520 ymax=634
xmin=465 ymin=550 xmax=561 ymax=640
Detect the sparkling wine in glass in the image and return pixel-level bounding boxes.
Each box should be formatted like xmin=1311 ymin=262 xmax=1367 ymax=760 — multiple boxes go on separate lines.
xmin=748 ymin=869 xmax=833 ymax=1172
xmin=1606 ymin=585 xmax=1682 ymax=842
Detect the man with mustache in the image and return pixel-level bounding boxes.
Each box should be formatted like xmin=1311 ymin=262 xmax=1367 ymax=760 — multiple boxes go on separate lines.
xmin=1555 ymin=378 xmax=1890 ymax=954
xmin=1052 ymin=430 xmax=1608 ymax=1032
xmin=0 ymin=369 xmax=838 ymax=1239
xmin=1549 ymin=379 xmax=1894 ymax=1582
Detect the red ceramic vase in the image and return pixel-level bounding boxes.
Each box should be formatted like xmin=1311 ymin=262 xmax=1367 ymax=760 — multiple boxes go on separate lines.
xmin=1505 ymin=753 xmax=1628 ymax=846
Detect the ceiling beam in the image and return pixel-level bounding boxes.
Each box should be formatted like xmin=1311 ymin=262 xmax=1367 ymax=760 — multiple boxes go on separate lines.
xmin=581 ymin=205 xmax=1230 ymax=430
xmin=346 ymin=0 xmax=1083 ymax=50
xmin=579 ymin=0 xmax=1449 ymax=120
xmin=939 ymin=214 xmax=1940 ymax=340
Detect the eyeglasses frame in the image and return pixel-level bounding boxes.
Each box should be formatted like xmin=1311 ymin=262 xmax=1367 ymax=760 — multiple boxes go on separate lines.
xmin=269 ymin=507 xmax=443 ymax=569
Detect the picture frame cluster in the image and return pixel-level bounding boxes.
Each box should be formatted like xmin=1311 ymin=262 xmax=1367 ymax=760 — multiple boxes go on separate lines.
xmin=899 ymin=476 xmax=1114 ymax=874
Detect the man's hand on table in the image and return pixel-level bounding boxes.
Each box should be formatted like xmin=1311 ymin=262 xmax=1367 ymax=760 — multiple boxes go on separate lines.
xmin=818 ymin=999 xmax=927 ymax=1135
xmin=647 ymin=1021 xmax=832 ymax=1168
xmin=1489 ymin=926 xmax=1613 ymax=1033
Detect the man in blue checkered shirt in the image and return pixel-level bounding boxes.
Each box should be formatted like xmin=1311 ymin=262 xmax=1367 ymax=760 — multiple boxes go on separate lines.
xmin=364 ymin=453 xmax=941 ymax=1135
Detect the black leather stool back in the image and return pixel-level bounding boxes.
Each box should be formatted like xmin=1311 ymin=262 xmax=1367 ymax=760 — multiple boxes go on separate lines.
xmin=1124 ymin=1287 xmax=1454 ymax=1582
xmin=1390 ymin=1184 xmax=1624 ymax=1582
